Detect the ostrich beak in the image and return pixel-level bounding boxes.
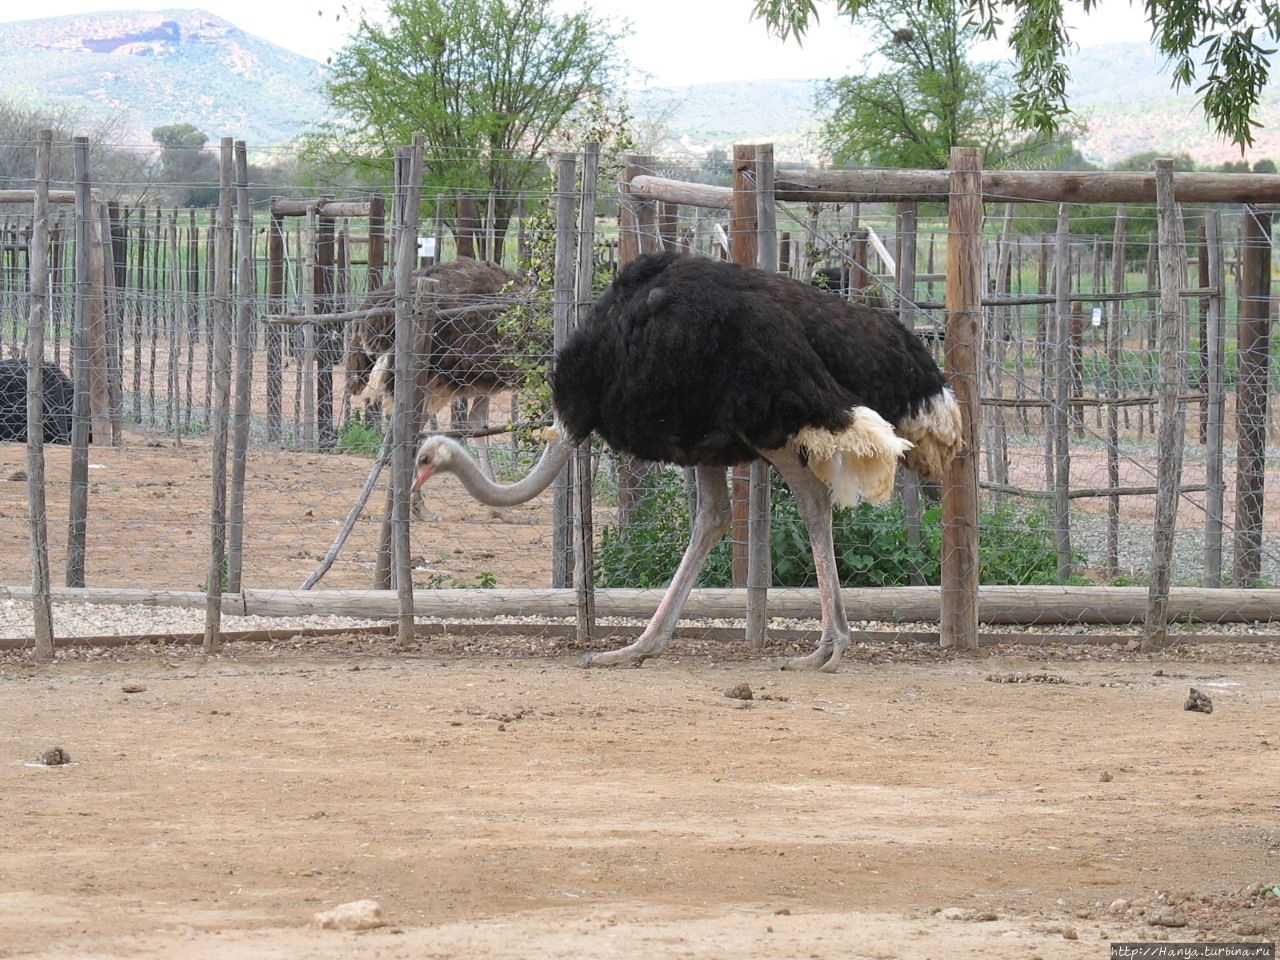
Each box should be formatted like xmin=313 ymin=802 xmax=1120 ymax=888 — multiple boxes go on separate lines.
xmin=411 ymin=462 xmax=436 ymax=491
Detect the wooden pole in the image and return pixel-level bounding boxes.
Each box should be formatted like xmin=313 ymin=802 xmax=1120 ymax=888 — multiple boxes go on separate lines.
xmin=940 ymin=147 xmax=982 ymax=651
xmin=27 ymin=128 xmax=55 ymax=660
xmin=1106 ymin=206 xmax=1127 ymax=579
xmin=747 ymin=143 xmax=776 ymax=650
xmin=1051 ymin=204 xmax=1074 ymax=579
xmin=203 ymin=139 xmax=235 ymax=653
xmin=573 ymin=143 xmax=600 ymax=644
xmin=1233 ymin=205 xmax=1271 ymax=586
xmin=367 ymin=193 xmax=386 ymax=291
xmin=896 ymin=200 xmax=925 ymax=584
xmin=100 ymin=201 xmax=123 ymax=445
xmin=391 ymin=138 xmax=425 ymax=645
xmin=166 ymin=212 xmax=181 ymax=439
xmin=66 ymin=137 xmax=92 ymax=589
xmin=1203 ymin=211 xmax=1226 ymax=588
xmin=301 ymin=204 xmax=318 ymax=451
xmin=227 ymin=141 xmax=254 ymax=593
xmin=266 ymin=206 xmax=285 ymax=445
xmin=551 ymin=152 xmax=577 ymax=589
xmin=730 ymin=144 xmax=759 ymax=590
xmin=1142 ymin=159 xmax=1189 ymax=650
xmin=315 ymin=199 xmax=337 ymax=450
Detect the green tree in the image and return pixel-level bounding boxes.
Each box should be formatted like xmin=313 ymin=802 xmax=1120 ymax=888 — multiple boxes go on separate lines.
xmin=753 ymin=0 xmax=1280 ymax=150
xmin=151 ymin=123 xmax=218 ymax=206
xmin=815 ymin=0 xmax=1023 ymax=169
xmin=319 ymin=0 xmax=625 ymax=262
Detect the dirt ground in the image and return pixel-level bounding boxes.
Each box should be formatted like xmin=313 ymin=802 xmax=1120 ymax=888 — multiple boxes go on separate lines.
xmin=3 ymin=633 xmax=1280 ymax=959
xmin=0 ymin=430 xmax=554 ymax=593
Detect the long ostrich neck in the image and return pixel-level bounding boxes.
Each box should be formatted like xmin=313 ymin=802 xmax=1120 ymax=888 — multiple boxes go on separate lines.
xmin=439 ymin=434 xmax=579 ymax=507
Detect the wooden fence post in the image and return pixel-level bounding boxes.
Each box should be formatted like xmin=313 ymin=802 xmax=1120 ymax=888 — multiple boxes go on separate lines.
xmin=1203 ymin=211 xmax=1226 ymax=587
xmin=573 ymin=143 xmax=601 ymax=643
xmin=730 ymin=144 xmax=760 ymax=590
xmin=66 ymin=136 xmax=92 ymax=589
xmin=1051 ymin=203 xmax=1073 ymax=579
xmin=203 ymin=138 xmax=235 ymax=653
xmin=27 ymin=128 xmax=55 ymax=660
xmin=941 ymin=147 xmax=982 ymax=651
xmin=1142 ymin=159 xmax=1190 ymax=650
xmin=227 ymin=141 xmax=254 ymax=593
xmin=747 ymin=143 xmax=777 ymax=650
xmin=392 ymin=137 xmax=425 ymax=646
xmin=1105 ymin=205 xmax=1127 ymax=578
xmin=551 ymin=152 xmax=577 ymax=589
xmin=1233 ymin=205 xmax=1271 ymax=586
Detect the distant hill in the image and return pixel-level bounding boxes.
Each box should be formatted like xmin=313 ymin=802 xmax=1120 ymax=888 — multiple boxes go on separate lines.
xmin=0 ymin=9 xmax=331 ymax=147
xmin=1 ymin=10 xmax=1276 ymax=167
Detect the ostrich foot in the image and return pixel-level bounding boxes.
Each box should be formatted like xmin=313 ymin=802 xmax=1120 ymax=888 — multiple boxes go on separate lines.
xmin=780 ymin=635 xmax=851 ymax=673
xmin=579 ymin=635 xmax=670 ymax=668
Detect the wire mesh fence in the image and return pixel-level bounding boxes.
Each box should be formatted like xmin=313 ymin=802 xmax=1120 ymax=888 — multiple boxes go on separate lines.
xmin=3 ymin=138 xmax=1280 ymax=646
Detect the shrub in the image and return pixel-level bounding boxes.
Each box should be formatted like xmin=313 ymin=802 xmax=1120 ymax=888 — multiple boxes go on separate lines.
xmin=596 ymin=468 xmax=1065 ymax=588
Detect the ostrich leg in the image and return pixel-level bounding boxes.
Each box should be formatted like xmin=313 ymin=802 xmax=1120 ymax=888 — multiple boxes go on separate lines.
xmin=471 ymin=396 xmax=495 ymax=479
xmin=580 ymin=464 xmax=731 ymax=668
xmin=764 ymin=447 xmax=853 ymax=672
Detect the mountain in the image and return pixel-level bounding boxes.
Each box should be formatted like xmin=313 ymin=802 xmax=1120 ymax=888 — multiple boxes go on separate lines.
xmin=0 ymin=9 xmax=331 ymax=147
xmin=0 ymin=10 xmax=1276 ymax=166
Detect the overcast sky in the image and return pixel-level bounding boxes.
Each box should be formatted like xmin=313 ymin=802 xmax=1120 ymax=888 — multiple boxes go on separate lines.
xmin=2 ymin=0 xmax=1155 ymax=86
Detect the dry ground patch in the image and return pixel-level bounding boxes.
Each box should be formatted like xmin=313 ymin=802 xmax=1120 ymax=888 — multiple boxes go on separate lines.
xmin=2 ymin=635 xmax=1279 ymax=959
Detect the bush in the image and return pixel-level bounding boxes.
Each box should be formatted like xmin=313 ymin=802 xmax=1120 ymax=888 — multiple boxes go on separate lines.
xmin=596 ymin=468 xmax=1065 ymax=588
xmin=337 ymin=414 xmax=384 ymax=456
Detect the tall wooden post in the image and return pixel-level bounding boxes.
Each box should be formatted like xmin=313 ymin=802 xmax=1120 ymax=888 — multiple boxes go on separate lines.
xmin=203 ymin=138 xmax=235 ymax=653
xmin=573 ymin=144 xmax=600 ymax=643
xmin=730 ymin=144 xmax=759 ymax=589
xmin=227 ymin=142 xmax=254 ymax=594
xmin=1051 ymin=204 xmax=1073 ymax=578
xmin=266 ymin=205 xmax=285 ymax=445
xmin=27 ymin=129 xmax=55 ymax=660
xmin=940 ymin=147 xmax=982 ymax=651
xmin=747 ymin=143 xmax=776 ymax=649
xmin=1105 ymin=206 xmax=1127 ymax=579
xmin=367 ymin=193 xmax=386 ymax=291
xmin=392 ymin=138 xmax=425 ymax=646
xmin=1202 ymin=212 xmax=1226 ymax=588
xmin=315 ymin=199 xmax=338 ymax=450
xmin=66 ymin=137 xmax=92 ymax=588
xmin=1142 ymin=159 xmax=1189 ymax=650
xmin=551 ymin=152 xmax=577 ymax=588
xmin=1233 ymin=205 xmax=1271 ymax=586
xmin=897 ymin=200 xmax=926 ymax=584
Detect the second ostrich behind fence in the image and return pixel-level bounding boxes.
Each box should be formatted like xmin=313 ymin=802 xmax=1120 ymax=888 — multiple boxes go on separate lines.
xmin=345 ymin=257 xmax=534 ymax=426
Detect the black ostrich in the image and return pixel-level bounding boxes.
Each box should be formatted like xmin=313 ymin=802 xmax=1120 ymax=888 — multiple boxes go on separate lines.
xmin=412 ymin=251 xmax=963 ymax=670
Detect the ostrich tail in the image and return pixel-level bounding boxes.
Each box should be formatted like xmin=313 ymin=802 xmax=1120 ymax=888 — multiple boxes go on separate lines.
xmin=897 ymin=387 xmax=964 ymax=481
xmin=791 ymin=406 xmax=913 ymax=508
xmin=359 ymin=353 xmax=394 ymax=411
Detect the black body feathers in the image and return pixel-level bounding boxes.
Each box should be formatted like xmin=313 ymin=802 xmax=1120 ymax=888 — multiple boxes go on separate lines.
xmin=553 ymin=252 xmax=949 ymax=467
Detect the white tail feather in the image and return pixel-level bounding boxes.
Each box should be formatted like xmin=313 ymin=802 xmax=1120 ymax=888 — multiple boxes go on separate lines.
xmin=791 ymin=406 xmax=912 ymax=507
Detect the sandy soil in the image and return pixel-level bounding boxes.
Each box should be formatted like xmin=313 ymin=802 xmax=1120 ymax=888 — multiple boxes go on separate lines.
xmin=3 ymin=633 xmax=1280 ymax=959
xmin=0 ymin=430 xmax=553 ymax=593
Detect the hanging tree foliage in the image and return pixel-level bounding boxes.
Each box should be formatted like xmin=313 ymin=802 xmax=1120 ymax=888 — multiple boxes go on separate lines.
xmin=753 ymin=0 xmax=1280 ymax=150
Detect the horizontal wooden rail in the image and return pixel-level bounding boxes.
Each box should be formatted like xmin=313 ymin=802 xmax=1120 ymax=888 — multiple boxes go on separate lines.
xmin=630 ymin=170 xmax=1280 ymax=208
xmin=2 ymin=585 xmax=1277 ymax=627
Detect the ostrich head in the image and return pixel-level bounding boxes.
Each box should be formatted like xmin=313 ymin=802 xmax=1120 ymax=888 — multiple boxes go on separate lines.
xmin=412 ymin=435 xmax=459 ymax=491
